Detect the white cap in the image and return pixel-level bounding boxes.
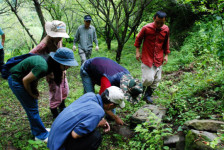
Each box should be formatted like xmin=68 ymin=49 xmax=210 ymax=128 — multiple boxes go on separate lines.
xmin=107 ymin=86 xmax=125 ymax=108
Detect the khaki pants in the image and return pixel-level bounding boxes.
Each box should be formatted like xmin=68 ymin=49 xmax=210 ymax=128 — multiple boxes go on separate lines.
xmin=141 ymin=63 xmax=162 ymax=89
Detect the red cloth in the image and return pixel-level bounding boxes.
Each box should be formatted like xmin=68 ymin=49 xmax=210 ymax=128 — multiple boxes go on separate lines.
xmin=134 ymin=22 xmax=170 ymax=67
xmin=99 ymin=76 xmax=111 ymax=95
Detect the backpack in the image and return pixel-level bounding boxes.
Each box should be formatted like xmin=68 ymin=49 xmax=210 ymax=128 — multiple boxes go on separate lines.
xmin=1 ymin=53 xmax=36 ymax=79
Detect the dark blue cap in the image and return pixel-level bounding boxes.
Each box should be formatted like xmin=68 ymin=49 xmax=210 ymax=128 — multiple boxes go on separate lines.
xmin=84 ymin=15 xmax=92 ymax=21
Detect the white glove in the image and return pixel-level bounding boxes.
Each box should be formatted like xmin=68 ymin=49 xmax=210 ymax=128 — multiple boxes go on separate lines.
xmin=72 ymin=45 xmax=76 ymax=51
xmin=96 ymin=46 xmax=99 ymax=51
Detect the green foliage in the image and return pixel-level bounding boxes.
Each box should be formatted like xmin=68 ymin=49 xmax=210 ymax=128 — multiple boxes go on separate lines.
xmin=129 ymin=111 xmax=172 ymax=150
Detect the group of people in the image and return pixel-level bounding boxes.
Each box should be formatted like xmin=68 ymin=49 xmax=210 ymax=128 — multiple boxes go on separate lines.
xmin=1 ymin=11 xmax=170 ymax=150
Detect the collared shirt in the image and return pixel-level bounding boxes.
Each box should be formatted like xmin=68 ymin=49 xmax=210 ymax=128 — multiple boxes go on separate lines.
xmin=47 ymin=93 xmax=104 ymax=150
xmin=73 ymin=25 xmax=98 ymax=51
xmin=0 ymin=28 xmax=4 ymax=49
xmin=134 ymin=22 xmax=170 ymax=67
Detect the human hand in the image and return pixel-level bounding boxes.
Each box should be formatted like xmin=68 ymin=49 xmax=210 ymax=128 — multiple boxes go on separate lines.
xmin=96 ymin=46 xmax=99 ymax=51
xmin=72 ymin=45 xmax=76 ymax=51
xmin=1 ymin=42 xmax=4 ymax=47
xmin=136 ymin=50 xmax=141 ymax=61
xmin=163 ymin=54 xmax=168 ymax=65
xmin=98 ymin=118 xmax=110 ymax=132
xmin=114 ymin=116 xmax=124 ymax=125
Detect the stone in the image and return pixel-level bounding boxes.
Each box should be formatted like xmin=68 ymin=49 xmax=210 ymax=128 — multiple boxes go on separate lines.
xmin=130 ymin=104 xmax=167 ymax=127
xmin=185 ymin=129 xmax=221 ymax=150
xmin=164 ymin=134 xmax=185 ymax=150
xmin=111 ymin=125 xmax=134 ymax=139
xmin=184 ymin=120 xmax=224 ymax=132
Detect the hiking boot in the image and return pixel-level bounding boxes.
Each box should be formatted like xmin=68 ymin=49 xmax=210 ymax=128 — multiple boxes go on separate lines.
xmin=59 ymin=100 xmax=66 ymax=112
xmin=50 ymin=108 xmax=59 ymax=119
xmin=143 ymin=86 xmax=154 ymax=104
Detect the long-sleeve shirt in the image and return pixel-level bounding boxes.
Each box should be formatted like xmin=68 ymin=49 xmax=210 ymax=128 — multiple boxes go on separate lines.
xmin=73 ymin=25 xmax=98 ymax=51
xmin=134 ymin=22 xmax=170 ymax=67
xmin=83 ymin=57 xmax=130 ymax=87
xmin=47 ymin=92 xmax=104 ymax=150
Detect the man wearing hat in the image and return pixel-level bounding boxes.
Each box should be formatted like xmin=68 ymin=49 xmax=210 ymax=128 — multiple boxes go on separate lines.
xmin=80 ymin=57 xmax=143 ymax=125
xmin=48 ymin=86 xmax=125 ymax=150
xmin=73 ymin=15 xmax=99 ymax=64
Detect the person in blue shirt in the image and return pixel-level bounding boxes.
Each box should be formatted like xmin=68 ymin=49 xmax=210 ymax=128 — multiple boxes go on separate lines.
xmin=0 ymin=27 xmax=5 ymax=71
xmin=48 ymin=86 xmax=125 ymax=150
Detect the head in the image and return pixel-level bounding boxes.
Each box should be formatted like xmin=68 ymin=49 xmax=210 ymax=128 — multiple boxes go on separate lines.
xmin=84 ymin=15 xmax=92 ymax=28
xmin=120 ymin=74 xmax=143 ymax=104
xmin=49 ymin=47 xmax=78 ymax=71
xmin=101 ymin=86 xmax=125 ymax=111
xmin=153 ymin=11 xmax=167 ymax=29
xmin=45 ymin=20 xmax=69 ymax=39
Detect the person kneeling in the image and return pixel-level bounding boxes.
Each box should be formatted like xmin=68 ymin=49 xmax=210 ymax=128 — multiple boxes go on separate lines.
xmin=47 ymin=86 xmax=125 ymax=150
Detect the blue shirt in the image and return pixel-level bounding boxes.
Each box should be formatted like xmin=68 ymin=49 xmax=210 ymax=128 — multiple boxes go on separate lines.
xmin=83 ymin=57 xmax=130 ymax=86
xmin=73 ymin=25 xmax=98 ymax=51
xmin=47 ymin=93 xmax=105 ymax=150
xmin=0 ymin=28 xmax=4 ymax=49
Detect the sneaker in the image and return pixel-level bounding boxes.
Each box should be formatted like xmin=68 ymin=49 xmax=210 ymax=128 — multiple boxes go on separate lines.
xmin=34 ymin=128 xmax=51 ymax=143
xmin=46 ymin=128 xmax=51 ymax=132
xmin=35 ymin=137 xmax=48 ymax=143
xmin=145 ymin=96 xmax=153 ymax=104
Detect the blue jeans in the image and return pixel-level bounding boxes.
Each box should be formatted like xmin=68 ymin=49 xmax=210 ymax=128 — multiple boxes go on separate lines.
xmin=80 ymin=63 xmax=94 ymax=93
xmin=8 ymin=76 xmax=48 ymax=140
xmin=0 ymin=48 xmax=4 ymax=70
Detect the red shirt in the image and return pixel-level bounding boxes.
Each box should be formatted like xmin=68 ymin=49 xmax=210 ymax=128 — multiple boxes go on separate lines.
xmin=134 ymin=22 xmax=170 ymax=67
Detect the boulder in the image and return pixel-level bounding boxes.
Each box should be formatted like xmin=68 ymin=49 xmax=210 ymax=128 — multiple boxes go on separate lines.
xmin=185 ymin=129 xmax=221 ymax=150
xmin=130 ymin=104 xmax=167 ymax=127
xmin=184 ymin=120 xmax=224 ymax=132
xmin=164 ymin=134 xmax=185 ymax=150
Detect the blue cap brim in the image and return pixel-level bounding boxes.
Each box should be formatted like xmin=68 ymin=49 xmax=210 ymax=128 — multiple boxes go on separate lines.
xmin=50 ymin=52 xmax=79 ymax=67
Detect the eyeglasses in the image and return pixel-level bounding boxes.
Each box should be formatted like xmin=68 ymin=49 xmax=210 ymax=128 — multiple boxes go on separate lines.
xmin=85 ymin=20 xmax=91 ymax=23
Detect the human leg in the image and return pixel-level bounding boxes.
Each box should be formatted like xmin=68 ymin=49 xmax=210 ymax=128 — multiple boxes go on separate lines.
xmin=8 ymin=76 xmax=48 ymax=140
xmin=80 ymin=63 xmax=94 ymax=93
xmin=64 ymin=129 xmax=102 ymax=150
xmin=78 ymin=48 xmax=87 ymax=65
xmin=0 ymin=48 xmax=4 ymax=70
xmin=141 ymin=63 xmax=157 ymax=103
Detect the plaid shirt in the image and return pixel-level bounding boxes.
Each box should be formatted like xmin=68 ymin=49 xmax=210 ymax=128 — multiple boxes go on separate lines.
xmin=134 ymin=22 xmax=170 ymax=67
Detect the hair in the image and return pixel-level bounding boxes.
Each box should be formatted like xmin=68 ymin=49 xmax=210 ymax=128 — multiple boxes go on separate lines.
xmin=101 ymin=89 xmax=112 ymax=104
xmin=154 ymin=11 xmax=167 ymax=19
xmin=42 ymin=55 xmax=63 ymax=86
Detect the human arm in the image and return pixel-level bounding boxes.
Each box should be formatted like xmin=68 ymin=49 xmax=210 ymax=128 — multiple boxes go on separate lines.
xmin=1 ymin=34 xmax=5 ymax=47
xmin=163 ymin=54 xmax=168 ymax=65
xmin=105 ymin=110 xmax=124 ymax=125
xmin=93 ymin=28 xmax=99 ymax=51
xmin=73 ymin=28 xmax=80 ymax=51
xmin=99 ymin=76 xmax=111 ymax=95
xmin=23 ymin=72 xmax=39 ymax=99
xmin=163 ymin=29 xmax=170 ymax=65
xmin=71 ymin=131 xmax=82 ymax=139
xmin=136 ymin=47 xmax=142 ymax=61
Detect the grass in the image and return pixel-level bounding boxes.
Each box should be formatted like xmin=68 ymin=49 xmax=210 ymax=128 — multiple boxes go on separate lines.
xmin=0 ymin=30 xmax=224 ymax=149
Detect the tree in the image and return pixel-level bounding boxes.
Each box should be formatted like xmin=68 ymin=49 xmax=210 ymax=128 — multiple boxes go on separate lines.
xmin=5 ymin=0 xmax=37 ymax=45
xmin=32 ymin=0 xmax=46 ymax=40
xmin=85 ymin=0 xmax=153 ymax=62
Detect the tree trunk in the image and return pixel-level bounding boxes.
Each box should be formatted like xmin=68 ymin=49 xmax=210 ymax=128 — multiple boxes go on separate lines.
xmin=116 ymin=42 xmax=124 ymax=62
xmin=106 ymin=37 xmax=111 ymax=50
xmin=32 ymin=0 xmax=46 ymax=40
xmin=5 ymin=0 xmax=37 ymax=45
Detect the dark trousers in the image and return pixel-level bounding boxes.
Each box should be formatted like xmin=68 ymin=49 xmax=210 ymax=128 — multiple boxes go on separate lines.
xmin=0 ymin=48 xmax=4 ymax=70
xmin=64 ymin=129 xmax=102 ymax=150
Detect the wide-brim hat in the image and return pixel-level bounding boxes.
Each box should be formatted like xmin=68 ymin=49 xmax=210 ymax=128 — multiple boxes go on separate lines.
xmin=45 ymin=20 xmax=69 ymax=38
xmin=50 ymin=47 xmax=78 ymax=67
xmin=120 ymin=74 xmax=143 ymax=104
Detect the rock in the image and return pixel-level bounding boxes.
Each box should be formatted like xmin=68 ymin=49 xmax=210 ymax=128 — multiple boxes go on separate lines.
xmin=185 ymin=129 xmax=221 ymax=150
xmin=130 ymin=104 xmax=167 ymax=127
xmin=164 ymin=134 xmax=185 ymax=150
xmin=184 ymin=120 xmax=224 ymax=132
xmin=111 ymin=125 xmax=134 ymax=139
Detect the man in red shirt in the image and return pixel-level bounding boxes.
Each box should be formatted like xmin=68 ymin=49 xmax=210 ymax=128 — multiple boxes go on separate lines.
xmin=134 ymin=11 xmax=170 ymax=103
